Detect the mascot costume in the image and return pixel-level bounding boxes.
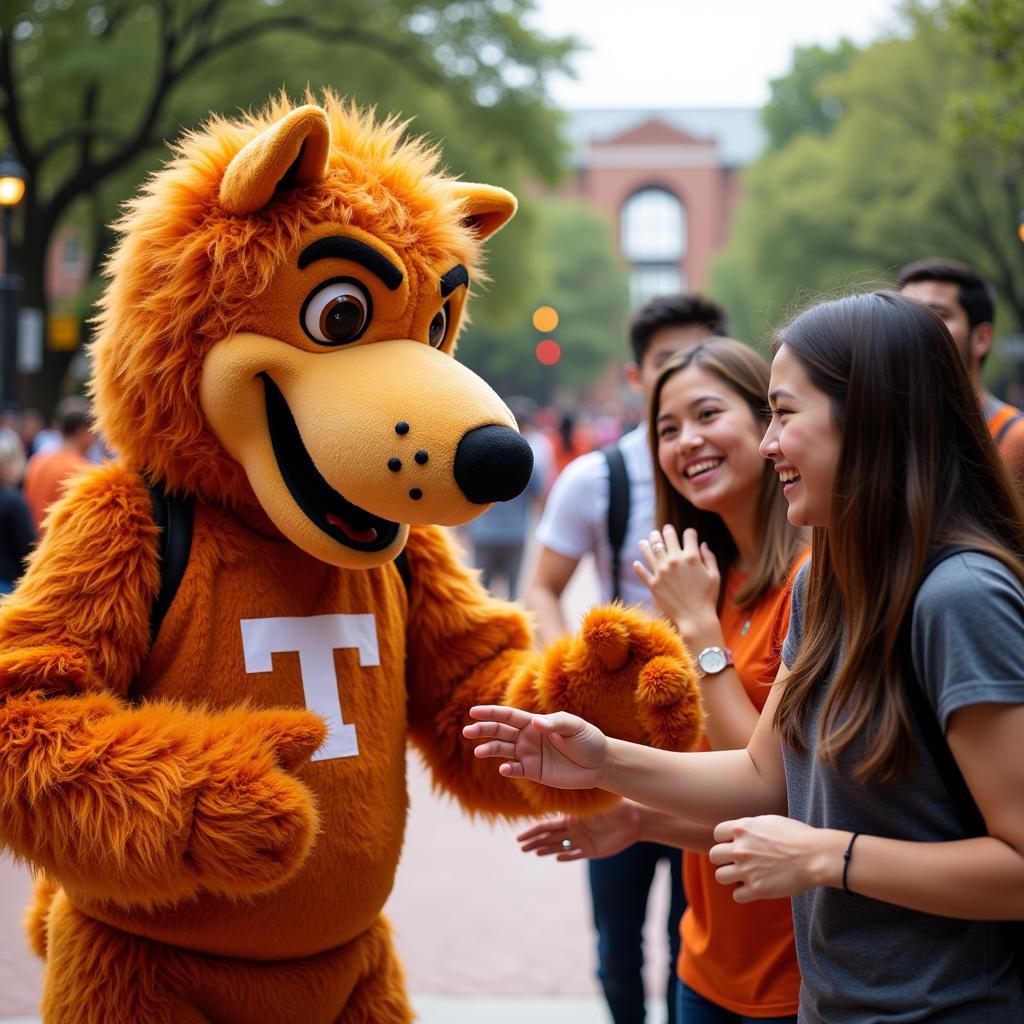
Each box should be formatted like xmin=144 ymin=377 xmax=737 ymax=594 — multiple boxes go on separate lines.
xmin=0 ymin=94 xmax=702 ymax=1023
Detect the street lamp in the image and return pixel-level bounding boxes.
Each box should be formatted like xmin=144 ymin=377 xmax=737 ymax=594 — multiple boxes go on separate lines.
xmin=0 ymin=148 xmax=27 ymax=407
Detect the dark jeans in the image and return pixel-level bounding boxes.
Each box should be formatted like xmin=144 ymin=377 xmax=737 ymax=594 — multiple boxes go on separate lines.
xmin=676 ymin=981 xmax=798 ymax=1024
xmin=589 ymin=841 xmax=685 ymax=1024
xmin=472 ymin=542 xmax=525 ymax=600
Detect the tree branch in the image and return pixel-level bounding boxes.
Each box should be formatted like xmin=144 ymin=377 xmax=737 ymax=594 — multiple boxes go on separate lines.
xmin=0 ymin=27 xmax=36 ymax=171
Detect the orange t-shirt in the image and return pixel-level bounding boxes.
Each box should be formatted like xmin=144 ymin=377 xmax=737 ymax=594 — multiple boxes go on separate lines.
xmin=23 ymin=447 xmax=91 ymax=530
xmin=987 ymin=399 xmax=1024 ymax=495
xmin=677 ymin=557 xmax=805 ymax=1017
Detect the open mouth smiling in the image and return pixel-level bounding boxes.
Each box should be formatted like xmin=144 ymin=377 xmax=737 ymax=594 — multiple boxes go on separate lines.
xmin=260 ymin=372 xmax=400 ymax=552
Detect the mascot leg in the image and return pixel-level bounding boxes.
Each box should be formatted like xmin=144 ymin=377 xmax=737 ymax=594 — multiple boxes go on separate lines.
xmin=43 ymin=896 xmax=413 ymax=1024
xmin=41 ymin=890 xmax=210 ymax=1024
xmin=338 ymin=915 xmax=413 ymax=1024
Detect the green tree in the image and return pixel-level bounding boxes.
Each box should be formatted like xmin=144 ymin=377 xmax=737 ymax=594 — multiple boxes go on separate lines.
xmin=456 ymin=198 xmax=630 ymax=401
xmin=710 ymin=2 xmax=1024 ymax=348
xmin=0 ymin=0 xmax=576 ymax=407
xmin=761 ymin=38 xmax=860 ymax=153
xmin=949 ymin=0 xmax=1024 ymax=179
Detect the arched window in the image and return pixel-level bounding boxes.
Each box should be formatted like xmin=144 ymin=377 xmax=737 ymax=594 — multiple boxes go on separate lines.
xmin=620 ymin=187 xmax=687 ymax=308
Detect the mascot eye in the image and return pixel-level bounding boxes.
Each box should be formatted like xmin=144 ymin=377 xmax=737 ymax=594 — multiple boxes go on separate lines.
xmin=301 ymin=279 xmax=372 ymax=346
xmin=428 ymin=302 xmax=450 ymax=349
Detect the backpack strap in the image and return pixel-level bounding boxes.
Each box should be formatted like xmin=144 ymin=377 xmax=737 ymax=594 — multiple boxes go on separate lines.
xmin=995 ymin=412 xmax=1024 ymax=448
xmin=393 ymin=548 xmax=411 ymax=594
xmin=148 ymin=479 xmax=194 ymax=646
xmin=147 ymin=479 xmax=411 ymax=646
xmin=899 ymin=544 xmax=987 ymax=836
xmin=602 ymin=444 xmax=630 ymax=603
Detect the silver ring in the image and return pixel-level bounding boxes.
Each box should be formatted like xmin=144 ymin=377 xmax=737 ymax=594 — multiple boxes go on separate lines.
xmin=561 ymin=838 xmax=573 ymax=850
xmin=651 ymin=542 xmax=665 ymax=554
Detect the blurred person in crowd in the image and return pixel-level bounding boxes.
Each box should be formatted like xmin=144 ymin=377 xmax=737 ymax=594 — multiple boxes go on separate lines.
xmin=19 ymin=407 xmax=45 ymax=458
xmin=898 ymin=257 xmax=1024 ymax=490
xmin=467 ymin=396 xmax=550 ymax=600
xmin=526 ymin=293 xmax=729 ymax=1024
xmin=0 ymin=426 xmax=36 ymax=596
xmin=30 ymin=395 xmax=90 ymax=456
xmin=591 ymin=401 xmax=625 ymax=449
xmin=23 ymin=403 xmax=95 ymax=532
xmin=549 ymin=410 xmax=592 ymax=479
xmin=521 ymin=339 xmax=806 ymax=1024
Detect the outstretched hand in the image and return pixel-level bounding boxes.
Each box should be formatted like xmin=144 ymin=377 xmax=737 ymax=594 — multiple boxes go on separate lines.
xmin=463 ymin=706 xmax=608 ymax=790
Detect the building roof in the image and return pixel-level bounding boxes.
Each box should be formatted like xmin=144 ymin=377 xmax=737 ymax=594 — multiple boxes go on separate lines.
xmin=563 ymin=107 xmax=765 ymax=168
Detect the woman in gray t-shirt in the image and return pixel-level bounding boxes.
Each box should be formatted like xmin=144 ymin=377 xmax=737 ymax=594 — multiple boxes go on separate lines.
xmin=466 ymin=292 xmax=1024 ymax=1023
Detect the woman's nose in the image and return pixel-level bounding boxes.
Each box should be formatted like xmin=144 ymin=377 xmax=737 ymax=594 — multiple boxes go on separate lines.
xmin=679 ymin=427 xmax=704 ymax=450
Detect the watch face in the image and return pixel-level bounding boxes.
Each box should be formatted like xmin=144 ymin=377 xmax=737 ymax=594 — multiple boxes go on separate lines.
xmin=699 ymin=648 xmax=728 ymax=674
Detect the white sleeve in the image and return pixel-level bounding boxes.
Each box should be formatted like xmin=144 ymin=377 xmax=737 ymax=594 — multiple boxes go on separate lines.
xmin=534 ymin=452 xmax=606 ymax=560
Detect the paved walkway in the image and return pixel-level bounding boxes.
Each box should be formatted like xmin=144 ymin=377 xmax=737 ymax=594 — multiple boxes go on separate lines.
xmin=0 ymin=549 xmax=675 ymax=1022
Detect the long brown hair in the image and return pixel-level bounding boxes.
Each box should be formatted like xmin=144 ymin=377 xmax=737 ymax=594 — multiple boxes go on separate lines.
xmin=773 ymin=291 xmax=1024 ymax=782
xmin=648 ymin=338 xmax=805 ymax=612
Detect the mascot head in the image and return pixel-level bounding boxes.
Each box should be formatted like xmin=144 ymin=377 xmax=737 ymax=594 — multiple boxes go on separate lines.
xmin=91 ymin=92 xmax=532 ymax=569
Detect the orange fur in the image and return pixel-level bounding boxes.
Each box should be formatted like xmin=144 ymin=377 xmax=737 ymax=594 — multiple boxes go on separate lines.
xmin=1 ymin=94 xmax=703 ymax=1021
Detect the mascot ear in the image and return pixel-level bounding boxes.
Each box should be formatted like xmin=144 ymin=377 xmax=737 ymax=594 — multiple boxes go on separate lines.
xmin=450 ymin=183 xmax=518 ymax=241
xmin=220 ymin=105 xmax=331 ymax=215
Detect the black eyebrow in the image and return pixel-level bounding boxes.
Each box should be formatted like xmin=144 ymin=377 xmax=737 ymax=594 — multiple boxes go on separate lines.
xmin=298 ymin=237 xmax=404 ymax=291
xmin=440 ymin=264 xmax=469 ymax=297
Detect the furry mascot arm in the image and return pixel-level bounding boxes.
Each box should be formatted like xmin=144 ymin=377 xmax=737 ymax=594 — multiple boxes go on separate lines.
xmin=0 ymin=463 xmax=325 ymax=908
xmin=403 ymin=526 xmax=703 ymax=817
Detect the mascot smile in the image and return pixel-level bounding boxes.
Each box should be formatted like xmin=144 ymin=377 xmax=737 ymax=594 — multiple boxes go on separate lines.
xmin=0 ymin=93 xmax=702 ymax=1023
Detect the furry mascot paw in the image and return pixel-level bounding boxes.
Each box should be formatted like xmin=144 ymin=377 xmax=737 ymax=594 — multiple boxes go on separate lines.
xmin=502 ymin=604 xmax=702 ymax=812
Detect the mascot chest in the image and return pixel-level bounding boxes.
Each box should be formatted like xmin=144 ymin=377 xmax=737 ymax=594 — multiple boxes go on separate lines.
xmin=136 ymin=503 xmax=410 ymax=769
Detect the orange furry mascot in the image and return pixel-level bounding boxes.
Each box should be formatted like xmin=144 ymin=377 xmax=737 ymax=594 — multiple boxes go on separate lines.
xmin=0 ymin=94 xmax=701 ymax=1023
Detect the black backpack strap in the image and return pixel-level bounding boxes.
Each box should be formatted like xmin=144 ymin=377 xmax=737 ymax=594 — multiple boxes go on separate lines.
xmin=148 ymin=480 xmax=194 ymax=646
xmin=602 ymin=444 xmax=630 ymax=603
xmin=900 ymin=545 xmax=987 ymax=836
xmin=995 ymin=412 xmax=1024 ymax=447
xmin=393 ymin=548 xmax=411 ymax=594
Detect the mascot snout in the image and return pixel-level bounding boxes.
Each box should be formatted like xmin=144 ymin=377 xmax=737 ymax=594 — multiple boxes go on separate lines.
xmin=201 ymin=335 xmax=530 ymax=568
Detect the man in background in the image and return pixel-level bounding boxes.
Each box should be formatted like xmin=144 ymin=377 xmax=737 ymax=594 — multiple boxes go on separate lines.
xmin=899 ymin=257 xmax=1024 ymax=490
xmin=24 ymin=403 xmax=95 ymax=532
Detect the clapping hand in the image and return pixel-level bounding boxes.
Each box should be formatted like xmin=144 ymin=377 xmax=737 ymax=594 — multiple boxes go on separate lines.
xmin=634 ymin=525 xmax=721 ymax=642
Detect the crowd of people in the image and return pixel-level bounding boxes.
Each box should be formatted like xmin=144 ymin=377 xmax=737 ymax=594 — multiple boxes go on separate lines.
xmin=465 ymin=256 xmax=1024 ymax=1024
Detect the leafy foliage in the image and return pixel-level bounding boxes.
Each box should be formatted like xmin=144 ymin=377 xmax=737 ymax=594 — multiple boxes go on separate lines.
xmin=710 ymin=1 xmax=1024 ymax=353
xmin=761 ymin=38 xmax=860 ymax=153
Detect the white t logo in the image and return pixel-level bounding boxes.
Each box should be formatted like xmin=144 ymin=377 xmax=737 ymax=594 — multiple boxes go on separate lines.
xmin=240 ymin=614 xmax=379 ymax=762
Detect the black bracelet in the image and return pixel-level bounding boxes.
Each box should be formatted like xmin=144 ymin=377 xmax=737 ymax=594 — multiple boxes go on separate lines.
xmin=842 ymin=832 xmax=861 ymax=894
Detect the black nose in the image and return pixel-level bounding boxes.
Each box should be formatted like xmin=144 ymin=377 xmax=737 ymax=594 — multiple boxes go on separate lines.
xmin=454 ymin=424 xmax=534 ymax=504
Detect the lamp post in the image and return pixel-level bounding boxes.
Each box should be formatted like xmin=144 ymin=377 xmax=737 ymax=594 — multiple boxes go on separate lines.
xmin=0 ymin=149 xmax=27 ymax=407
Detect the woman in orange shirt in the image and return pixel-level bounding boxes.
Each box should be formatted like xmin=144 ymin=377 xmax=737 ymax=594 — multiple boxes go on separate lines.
xmin=519 ymin=338 xmax=806 ymax=1023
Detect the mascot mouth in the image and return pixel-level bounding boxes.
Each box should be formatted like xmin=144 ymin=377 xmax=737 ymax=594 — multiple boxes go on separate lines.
xmin=260 ymin=373 xmax=400 ymax=552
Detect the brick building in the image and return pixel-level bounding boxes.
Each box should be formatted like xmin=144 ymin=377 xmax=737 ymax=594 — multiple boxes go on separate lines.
xmin=562 ymin=108 xmax=764 ymax=307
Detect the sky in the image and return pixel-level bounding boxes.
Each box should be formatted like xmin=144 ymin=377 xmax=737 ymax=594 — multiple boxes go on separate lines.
xmin=525 ymin=0 xmax=904 ymax=109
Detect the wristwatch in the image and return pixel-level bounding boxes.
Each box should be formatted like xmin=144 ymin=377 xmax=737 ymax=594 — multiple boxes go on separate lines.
xmin=696 ymin=646 xmax=734 ymax=677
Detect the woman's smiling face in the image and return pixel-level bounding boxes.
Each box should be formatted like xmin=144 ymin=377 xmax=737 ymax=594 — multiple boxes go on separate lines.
xmin=760 ymin=343 xmax=841 ymax=528
xmin=655 ymin=363 xmax=767 ymax=518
